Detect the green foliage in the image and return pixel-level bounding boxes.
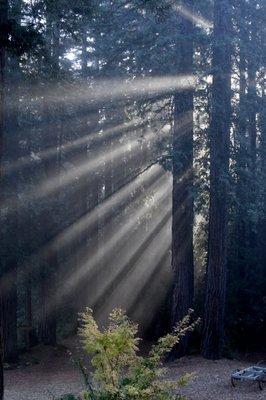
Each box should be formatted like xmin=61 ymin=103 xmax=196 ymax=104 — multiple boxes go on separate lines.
xmin=78 ymin=308 xmax=198 ymax=400
xmin=8 ymin=21 xmax=43 ymax=56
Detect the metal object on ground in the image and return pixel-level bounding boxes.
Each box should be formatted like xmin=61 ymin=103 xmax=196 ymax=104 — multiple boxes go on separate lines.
xmin=231 ymin=366 xmax=266 ymax=391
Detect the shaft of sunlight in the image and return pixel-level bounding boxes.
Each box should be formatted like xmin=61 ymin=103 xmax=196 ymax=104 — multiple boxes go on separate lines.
xmin=8 ymin=74 xmax=196 ymax=109
xmin=95 ymin=214 xmax=172 ymax=322
xmin=174 ymin=3 xmax=213 ymax=30
xmin=46 ymin=174 xmax=172 ymax=313
xmin=0 ymin=164 xmax=165 ymax=298
xmin=42 ymin=164 xmax=165 ymax=256
xmin=5 ymin=118 xmax=143 ymax=174
xmin=24 ymin=126 xmax=169 ymax=203
xmin=91 ymin=196 xmax=172 ymax=310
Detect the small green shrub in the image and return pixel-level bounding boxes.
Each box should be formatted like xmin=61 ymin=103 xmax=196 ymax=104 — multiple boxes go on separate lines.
xmin=78 ymin=308 xmax=198 ymax=400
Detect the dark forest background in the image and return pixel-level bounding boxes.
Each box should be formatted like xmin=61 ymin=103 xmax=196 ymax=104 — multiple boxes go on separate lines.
xmin=0 ymin=0 xmax=265 ymax=391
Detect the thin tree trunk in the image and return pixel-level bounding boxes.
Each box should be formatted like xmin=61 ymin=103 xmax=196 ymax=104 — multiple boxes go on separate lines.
xmin=0 ymin=0 xmax=8 ymax=391
xmin=202 ymin=0 xmax=232 ymax=360
xmin=247 ymin=23 xmax=258 ymax=253
xmin=259 ymin=91 xmax=266 ymax=284
xmin=171 ymin=0 xmax=194 ymax=358
xmin=39 ymin=97 xmax=58 ymax=345
xmin=235 ymin=0 xmax=248 ymax=273
xmin=2 ymin=269 xmax=17 ymax=361
xmin=0 ymin=0 xmax=7 ymax=178
xmin=247 ymin=24 xmax=257 ymax=174
xmin=39 ymin=256 xmax=57 ymax=345
xmin=39 ymin=11 xmax=60 ymax=345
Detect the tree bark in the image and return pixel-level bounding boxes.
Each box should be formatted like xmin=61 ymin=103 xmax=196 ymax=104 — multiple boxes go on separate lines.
xmin=38 ymin=9 xmax=60 ymax=345
xmin=1 ymin=0 xmax=19 ymax=365
xmin=39 ymin=259 xmax=57 ymax=346
xmin=234 ymin=0 xmax=248 ymax=275
xmin=38 ymin=95 xmax=59 ymax=345
xmin=0 ymin=0 xmax=8 ymax=396
xmin=171 ymin=0 xmax=194 ymax=358
xmin=0 ymin=0 xmax=7 ymax=179
xmin=201 ymin=0 xmax=232 ymax=360
xmin=258 ymin=90 xmax=266 ymax=304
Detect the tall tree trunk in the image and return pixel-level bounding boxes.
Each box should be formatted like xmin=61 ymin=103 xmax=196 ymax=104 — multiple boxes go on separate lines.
xmin=39 ymin=255 xmax=57 ymax=346
xmin=247 ymin=23 xmax=258 ymax=253
xmin=201 ymin=0 xmax=232 ymax=360
xmin=1 ymin=0 xmax=19 ymax=365
xmin=39 ymin=97 xmax=58 ymax=346
xmin=0 ymin=0 xmax=7 ymax=172
xmin=234 ymin=0 xmax=248 ymax=275
xmin=259 ymin=91 xmax=266 ymax=288
xmin=0 ymin=0 xmax=8 ymax=396
xmin=0 ymin=0 xmax=7 ymax=177
xmin=247 ymin=18 xmax=258 ymax=174
xmin=171 ymin=0 xmax=194 ymax=358
xmin=39 ymin=10 xmax=60 ymax=346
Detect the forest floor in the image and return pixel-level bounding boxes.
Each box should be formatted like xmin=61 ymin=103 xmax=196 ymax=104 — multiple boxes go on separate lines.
xmin=4 ymin=338 xmax=266 ymax=400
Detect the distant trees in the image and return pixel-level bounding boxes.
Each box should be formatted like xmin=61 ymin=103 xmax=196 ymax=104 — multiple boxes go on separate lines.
xmin=171 ymin=0 xmax=194 ymax=357
xmin=225 ymin=0 xmax=266 ymax=350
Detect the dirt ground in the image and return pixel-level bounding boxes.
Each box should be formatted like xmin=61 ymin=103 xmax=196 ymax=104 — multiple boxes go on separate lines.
xmin=5 ymin=344 xmax=85 ymax=400
xmin=168 ymin=356 xmax=266 ymax=400
xmin=4 ymin=341 xmax=266 ymax=400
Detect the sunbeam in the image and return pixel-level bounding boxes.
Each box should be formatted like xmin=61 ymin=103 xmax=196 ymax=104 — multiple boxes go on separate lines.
xmin=7 ymin=74 xmax=196 ymax=111
xmin=95 ymin=215 xmax=172 ymax=325
xmin=4 ymin=118 xmax=144 ymax=175
xmin=90 ymin=197 xmax=172 ymax=310
xmin=38 ymin=164 xmax=165 ymax=258
xmin=46 ymin=173 xmax=172 ymax=314
xmin=174 ymin=3 xmax=213 ymax=30
xmin=0 ymin=163 xmax=165 ymax=298
xmin=130 ymin=247 xmax=172 ymax=331
xmin=8 ymin=126 xmax=169 ymax=209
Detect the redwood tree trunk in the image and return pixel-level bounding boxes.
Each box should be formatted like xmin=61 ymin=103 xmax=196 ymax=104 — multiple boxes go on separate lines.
xmin=258 ymin=93 xmax=266 ymax=327
xmin=201 ymin=0 xmax=232 ymax=360
xmin=39 ymin=102 xmax=59 ymax=346
xmin=38 ymin=9 xmax=61 ymax=345
xmin=0 ymin=0 xmax=9 ymax=396
xmin=247 ymin=23 xmax=258 ymax=252
xmin=39 ymin=260 xmax=57 ymax=346
xmin=171 ymin=0 xmax=194 ymax=358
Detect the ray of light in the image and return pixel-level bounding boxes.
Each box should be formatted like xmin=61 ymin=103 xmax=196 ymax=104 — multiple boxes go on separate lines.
xmin=8 ymin=74 xmax=196 ymax=110
xmin=16 ymin=126 xmax=169 ymax=206
xmin=130 ymin=248 xmax=172 ymax=331
xmin=88 ymin=74 xmax=196 ymax=102
xmin=48 ymin=174 xmax=172 ymax=312
xmin=5 ymin=118 xmax=143 ymax=174
xmin=90 ymin=194 xmax=172 ymax=309
xmin=174 ymin=3 xmax=213 ymax=30
xmin=40 ymin=164 xmax=165 ymax=257
xmin=82 ymin=169 xmax=194 ymax=308
xmin=97 ymin=226 xmax=171 ymax=328
xmin=95 ymin=212 xmax=172 ymax=320
xmin=128 ymin=248 xmax=171 ymax=316
xmin=0 ymin=163 xmax=165 ymax=297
